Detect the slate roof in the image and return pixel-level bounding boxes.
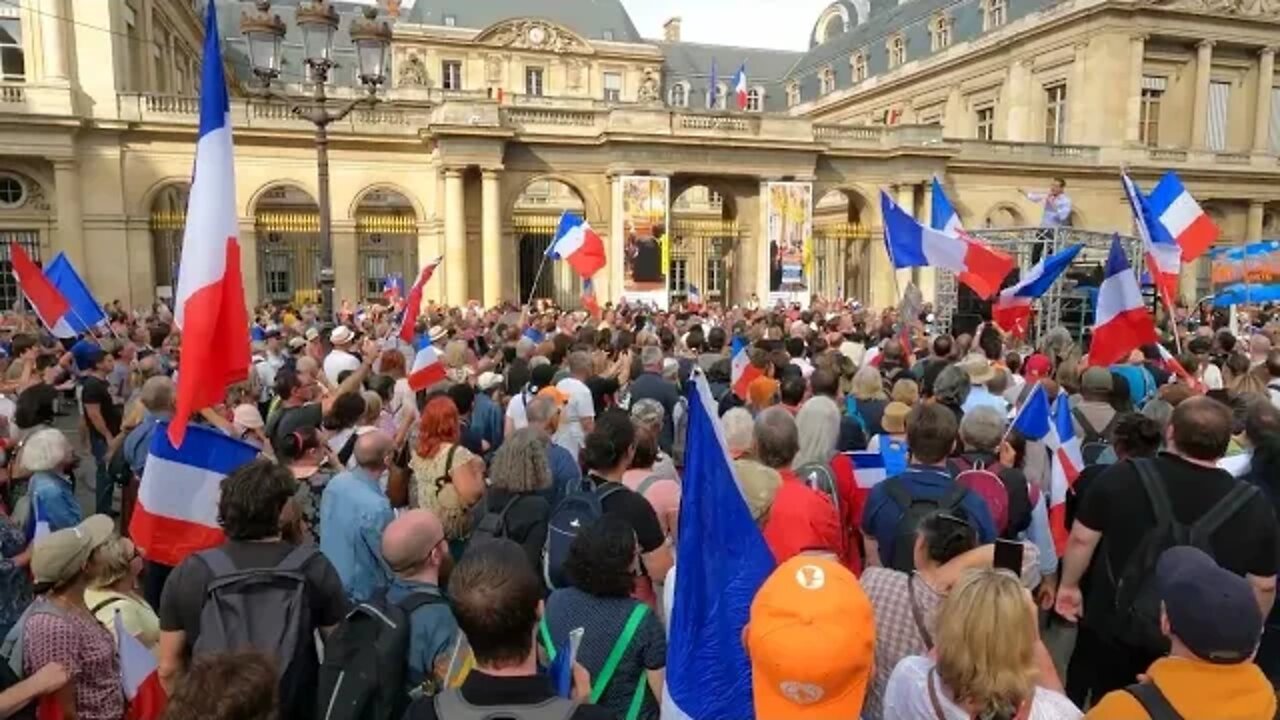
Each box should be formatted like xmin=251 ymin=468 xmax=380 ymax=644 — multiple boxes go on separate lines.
xmin=404 ymin=0 xmax=642 ymax=42
xmin=657 ymin=41 xmax=804 ymax=112
xmin=214 ymin=1 xmax=369 ymax=86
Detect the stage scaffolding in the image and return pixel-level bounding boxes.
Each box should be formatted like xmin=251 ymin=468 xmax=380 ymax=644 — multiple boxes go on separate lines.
xmin=933 ymin=228 xmax=1147 ymax=343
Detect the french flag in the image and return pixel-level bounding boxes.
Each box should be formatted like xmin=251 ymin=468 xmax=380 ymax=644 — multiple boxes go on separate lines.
xmin=929 ymin=177 xmax=963 ymax=237
xmin=1122 ymin=173 xmax=1181 ymax=309
xmin=580 ymin=277 xmax=601 ymax=317
xmin=168 ymin=0 xmax=250 ymax=447
xmin=1146 ymin=171 xmax=1219 ymax=261
xmin=114 ymin=612 xmax=166 ymax=719
xmin=731 ymin=64 xmax=748 ymax=110
xmin=43 ymin=253 xmax=106 ymax=335
xmin=992 ymin=244 xmax=1082 ymax=337
xmin=1090 ymin=236 xmax=1158 ymax=367
xmin=381 ymin=273 xmax=404 ymax=302
xmin=1048 ymin=392 xmax=1084 ymax=553
xmin=687 ymin=283 xmax=702 ymax=308
xmin=730 ymin=341 xmax=763 ymax=399
xmin=408 ymin=344 xmax=447 ymax=392
xmin=882 ymin=191 xmax=1014 ymax=299
xmin=398 ymin=256 xmax=442 ymax=344
xmin=1156 ymin=343 xmax=1203 ymax=392
xmin=10 ymin=243 xmax=74 ymax=338
xmin=547 ymin=211 xmax=606 ymax=279
xmin=846 ymin=450 xmax=888 ymax=489
xmin=129 ymin=422 xmax=260 ymax=567
xmin=25 ymin=492 xmax=51 ymax=543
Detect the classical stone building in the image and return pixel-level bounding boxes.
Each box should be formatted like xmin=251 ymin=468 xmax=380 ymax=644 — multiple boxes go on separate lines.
xmin=0 ymin=0 xmax=1277 ymax=314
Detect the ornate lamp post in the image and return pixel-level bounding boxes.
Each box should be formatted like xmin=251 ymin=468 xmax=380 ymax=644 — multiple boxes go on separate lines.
xmin=240 ymin=1 xmax=391 ymax=321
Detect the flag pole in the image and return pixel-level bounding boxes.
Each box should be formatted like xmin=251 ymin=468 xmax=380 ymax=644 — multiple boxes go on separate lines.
xmin=524 ymin=251 xmax=551 ymax=309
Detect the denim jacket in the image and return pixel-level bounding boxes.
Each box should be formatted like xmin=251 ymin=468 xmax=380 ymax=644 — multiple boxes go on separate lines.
xmin=318 ymin=467 xmax=394 ymax=603
xmin=384 ymin=578 xmax=458 ymax=691
xmin=28 ymin=470 xmax=81 ymax=533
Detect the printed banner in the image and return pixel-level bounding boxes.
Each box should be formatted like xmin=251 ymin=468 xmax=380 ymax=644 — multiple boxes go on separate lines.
xmin=1210 ymin=240 xmax=1280 ymax=306
xmin=765 ymin=182 xmax=813 ymax=305
xmin=621 ymin=176 xmax=670 ymax=308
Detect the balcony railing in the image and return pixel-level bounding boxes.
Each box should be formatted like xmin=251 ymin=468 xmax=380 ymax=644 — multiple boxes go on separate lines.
xmin=956 ymin=139 xmax=1101 ymax=162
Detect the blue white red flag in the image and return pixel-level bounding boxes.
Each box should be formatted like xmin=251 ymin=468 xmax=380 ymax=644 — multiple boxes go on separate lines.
xmin=580 ymin=277 xmax=600 ymax=317
xmin=381 ymin=273 xmax=405 ymax=301
xmin=10 ymin=243 xmax=74 ymax=338
xmin=547 ymin=212 xmax=606 ymax=279
xmin=992 ymin=244 xmax=1082 ymax=336
xmin=1090 ymin=236 xmax=1158 ymax=367
xmin=1048 ymin=392 xmax=1083 ymax=554
xmin=398 ymin=256 xmax=442 ymax=344
xmin=881 ymin=191 xmax=1013 ymax=299
xmin=1122 ymin=173 xmax=1181 ymax=309
xmin=116 ymin=611 xmax=167 ymax=719
xmin=929 ymin=177 xmax=963 ymax=237
xmin=1146 ymin=171 xmax=1219 ymax=261
xmin=43 ymin=253 xmax=106 ymax=334
xmin=731 ymin=64 xmax=748 ymax=110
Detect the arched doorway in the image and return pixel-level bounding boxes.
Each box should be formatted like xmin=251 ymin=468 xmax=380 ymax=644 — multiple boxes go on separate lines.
xmin=984 ymin=204 xmax=1024 ymax=228
xmin=149 ymin=183 xmax=189 ymax=299
xmin=355 ymin=188 xmax=418 ymax=302
xmin=671 ymin=183 xmax=738 ymax=304
xmin=513 ymin=179 xmax=584 ymax=308
xmin=812 ymin=189 xmax=872 ymax=301
xmin=254 ymin=184 xmax=320 ymax=306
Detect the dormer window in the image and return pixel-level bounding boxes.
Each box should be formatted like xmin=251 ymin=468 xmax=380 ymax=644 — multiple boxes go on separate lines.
xmin=820 ymin=66 xmax=836 ymax=95
xmin=851 ymin=51 xmax=867 ymax=82
xmin=888 ymin=34 xmax=906 ymax=68
xmin=787 ymin=82 xmax=801 ymax=107
xmin=930 ymin=14 xmax=952 ymax=51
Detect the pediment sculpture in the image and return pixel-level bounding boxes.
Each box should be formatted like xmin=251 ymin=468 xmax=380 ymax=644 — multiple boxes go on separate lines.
xmin=397 ymin=52 xmax=430 ymax=87
xmin=476 ymin=19 xmax=594 ymax=54
xmin=1146 ymin=0 xmax=1280 ymax=19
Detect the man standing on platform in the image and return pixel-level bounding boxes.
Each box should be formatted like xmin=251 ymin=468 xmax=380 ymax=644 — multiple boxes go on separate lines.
xmin=1019 ymin=177 xmax=1072 ymax=262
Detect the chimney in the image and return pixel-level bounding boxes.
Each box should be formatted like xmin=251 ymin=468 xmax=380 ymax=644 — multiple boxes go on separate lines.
xmin=663 ymin=16 xmax=681 ymax=42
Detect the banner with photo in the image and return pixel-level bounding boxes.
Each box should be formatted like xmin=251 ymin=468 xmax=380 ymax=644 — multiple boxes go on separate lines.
xmin=621 ymin=176 xmax=670 ymax=308
xmin=1210 ymin=239 xmax=1280 ymax=306
xmin=765 ymin=181 xmax=813 ymax=306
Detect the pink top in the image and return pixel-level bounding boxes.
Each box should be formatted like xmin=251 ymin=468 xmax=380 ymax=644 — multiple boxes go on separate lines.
xmin=621 ymin=467 xmax=681 ymax=538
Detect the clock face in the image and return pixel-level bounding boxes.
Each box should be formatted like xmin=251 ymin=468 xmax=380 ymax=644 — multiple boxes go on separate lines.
xmin=527 ymin=26 xmax=547 ymax=45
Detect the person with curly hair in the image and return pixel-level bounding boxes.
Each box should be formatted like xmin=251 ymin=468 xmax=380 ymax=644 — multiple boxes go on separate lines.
xmin=472 ymin=428 xmax=552 ymax=575
xmin=161 ymin=651 xmax=278 ymax=720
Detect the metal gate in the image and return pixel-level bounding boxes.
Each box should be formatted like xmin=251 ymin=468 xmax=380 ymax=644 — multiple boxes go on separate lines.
xmin=515 ymin=216 xmax=578 ymax=309
xmin=669 ymin=219 xmax=738 ymax=304
xmin=812 ymin=222 xmax=873 ymax=301
xmin=0 ymin=230 xmax=41 ymax=311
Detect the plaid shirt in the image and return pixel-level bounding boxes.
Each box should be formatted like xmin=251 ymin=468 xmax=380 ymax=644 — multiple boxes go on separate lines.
xmin=861 ymin=567 xmax=943 ymax=720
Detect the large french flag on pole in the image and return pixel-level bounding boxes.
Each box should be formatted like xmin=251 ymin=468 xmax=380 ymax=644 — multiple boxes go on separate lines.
xmin=929 ymin=177 xmax=963 ymax=237
xmin=43 ymin=253 xmax=107 ymax=334
xmin=547 ymin=211 xmax=606 ymax=279
xmin=115 ymin=612 xmax=166 ymax=719
xmin=882 ymin=191 xmax=1014 ymax=299
xmin=10 ymin=243 xmax=74 ymax=338
xmin=992 ymin=244 xmax=1082 ymax=337
xmin=398 ymin=256 xmax=442 ymax=344
xmin=663 ymin=370 xmax=775 ymax=720
xmin=407 ymin=344 xmax=448 ymax=392
xmin=1090 ymin=235 xmax=1158 ymax=367
xmin=168 ymin=0 xmax=250 ymax=448
xmin=1122 ymin=172 xmax=1181 ymax=309
xmin=129 ymin=422 xmax=260 ymax=567
xmin=1146 ymin=171 xmax=1219 ymax=261
xmin=731 ymin=64 xmax=748 ymax=110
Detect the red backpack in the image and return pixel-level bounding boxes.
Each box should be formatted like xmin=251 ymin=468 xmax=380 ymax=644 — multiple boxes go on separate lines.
xmin=947 ymin=457 xmax=1009 ymax=535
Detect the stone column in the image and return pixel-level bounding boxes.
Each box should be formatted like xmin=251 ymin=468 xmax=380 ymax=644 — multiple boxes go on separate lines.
xmin=1254 ymin=47 xmax=1276 ymax=153
xmin=1069 ymin=42 xmax=1089 ymax=143
xmin=1125 ymin=35 xmax=1147 ymax=145
xmin=52 ymin=160 xmax=83 ymax=268
xmin=918 ymin=184 xmax=938 ymax=303
xmin=1005 ymin=58 xmax=1034 ymax=142
xmin=331 ymin=221 xmax=359 ymax=309
xmin=480 ymin=168 xmax=503 ymax=307
xmin=443 ymin=168 xmax=467 ymax=305
xmin=1190 ymin=40 xmax=1215 ymax=149
xmin=894 ymin=184 xmax=916 ymax=293
xmin=1247 ymin=200 xmax=1265 ymax=242
xmin=607 ymin=174 xmax=626 ymax=303
xmin=239 ymin=219 xmax=260 ymax=309
xmin=39 ymin=0 xmax=69 ymax=83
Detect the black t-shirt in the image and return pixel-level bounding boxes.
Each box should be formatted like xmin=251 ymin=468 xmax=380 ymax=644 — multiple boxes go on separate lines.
xmin=589 ymin=475 xmax=665 ymax=554
xmin=1076 ymin=453 xmax=1279 ymax=624
xmin=267 ymin=403 xmax=324 ymax=451
xmin=403 ymin=671 xmax=617 ymax=720
xmin=81 ymin=375 xmax=121 ymax=441
xmin=481 ymin=489 xmax=551 ymax=575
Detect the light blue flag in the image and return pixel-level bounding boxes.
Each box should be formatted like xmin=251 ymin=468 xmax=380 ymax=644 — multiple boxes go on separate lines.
xmin=664 ymin=371 xmax=775 ymax=719
xmin=43 ymin=252 xmax=106 ymax=333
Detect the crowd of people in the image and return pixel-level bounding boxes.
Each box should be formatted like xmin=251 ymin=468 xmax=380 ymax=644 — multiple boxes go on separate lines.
xmin=0 ymin=294 xmax=1278 ymax=719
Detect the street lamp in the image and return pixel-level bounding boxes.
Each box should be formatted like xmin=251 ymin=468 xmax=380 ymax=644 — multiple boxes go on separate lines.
xmin=240 ymin=0 xmax=392 ymax=321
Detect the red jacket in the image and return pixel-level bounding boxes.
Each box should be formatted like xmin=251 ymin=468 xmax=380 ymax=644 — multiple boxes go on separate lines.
xmin=763 ymin=470 xmax=852 ymax=571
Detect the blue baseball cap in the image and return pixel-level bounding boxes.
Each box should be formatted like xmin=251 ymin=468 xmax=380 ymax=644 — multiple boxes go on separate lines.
xmin=1158 ymin=546 xmax=1263 ymax=664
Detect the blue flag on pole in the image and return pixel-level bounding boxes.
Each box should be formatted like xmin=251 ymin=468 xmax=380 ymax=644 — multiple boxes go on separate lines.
xmin=43 ymin=253 xmax=106 ymax=333
xmin=664 ymin=371 xmax=775 ymax=720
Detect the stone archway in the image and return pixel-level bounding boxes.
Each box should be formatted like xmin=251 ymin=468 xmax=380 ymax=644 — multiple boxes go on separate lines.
xmin=670 ymin=182 xmax=739 ymax=304
xmin=148 ymin=183 xmax=189 ymax=297
xmin=253 ymin=184 xmax=320 ymax=306
xmin=984 ymin=202 xmax=1025 ymax=228
xmin=353 ymin=186 xmax=419 ymax=302
xmin=812 ymin=187 xmax=873 ymax=301
xmin=512 ymin=177 xmax=585 ymax=308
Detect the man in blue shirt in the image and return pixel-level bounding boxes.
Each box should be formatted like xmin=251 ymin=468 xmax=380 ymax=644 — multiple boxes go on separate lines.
xmin=319 ymin=431 xmax=396 ymax=603
xmin=862 ymin=403 xmax=996 ymax=568
xmin=123 ymin=376 xmax=175 ymax=476
xmin=471 ymin=371 xmax=506 ymax=457
xmin=525 ymin=394 xmax=582 ymax=504
xmin=381 ymin=508 xmax=459 ymax=693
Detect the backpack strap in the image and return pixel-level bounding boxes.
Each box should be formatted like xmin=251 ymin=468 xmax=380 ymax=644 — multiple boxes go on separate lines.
xmin=590 ymin=604 xmax=649 ymax=704
xmin=634 ymin=474 xmax=662 ymax=498
xmin=884 ymin=476 xmax=912 ymax=514
xmin=1098 ymin=412 xmax=1120 ymax=440
xmin=89 ymin=596 xmax=126 ymax=616
xmin=1124 ymin=682 xmax=1183 ymax=720
xmin=1133 ymin=458 xmax=1175 ymax=528
xmin=946 ymin=457 xmax=971 ymax=475
xmin=596 ymin=481 xmax=625 ymax=505
xmin=1190 ymin=483 xmax=1259 ymax=548
xmin=1072 ymin=407 xmax=1100 ymax=440
xmin=276 ymin=544 xmax=318 ymax=573
xmin=939 ymin=483 xmax=969 ymax=512
xmin=907 ymin=574 xmax=934 ymax=651
xmin=397 ymin=590 xmax=447 ymax=616
xmin=197 ymin=547 xmax=237 ymax=578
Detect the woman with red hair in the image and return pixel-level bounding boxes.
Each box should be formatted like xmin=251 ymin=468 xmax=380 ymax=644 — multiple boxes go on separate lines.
xmin=410 ymin=394 xmax=486 ymax=555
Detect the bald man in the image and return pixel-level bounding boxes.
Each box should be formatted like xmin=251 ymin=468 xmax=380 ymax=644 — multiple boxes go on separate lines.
xmin=319 ymin=430 xmax=396 ymax=603
xmin=382 ymin=509 xmax=459 ymax=694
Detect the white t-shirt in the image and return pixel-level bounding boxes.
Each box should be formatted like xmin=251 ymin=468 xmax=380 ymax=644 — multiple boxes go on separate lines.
xmin=553 ymin=376 xmax=595 ymax=459
xmin=323 ymin=349 xmax=361 ymax=386
xmin=884 ymin=656 xmax=1081 ymax=720
xmin=1219 ymin=452 xmax=1253 ymax=478
xmin=505 ymin=392 xmax=530 ymax=431
xmin=1199 ymin=362 xmax=1224 ymax=391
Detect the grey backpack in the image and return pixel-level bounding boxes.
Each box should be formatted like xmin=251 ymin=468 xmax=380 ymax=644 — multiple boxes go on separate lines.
xmin=192 ymin=545 xmax=318 ymax=713
xmin=432 ymin=688 xmax=577 ymax=720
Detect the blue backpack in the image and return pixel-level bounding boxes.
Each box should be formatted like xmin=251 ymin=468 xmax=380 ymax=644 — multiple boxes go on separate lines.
xmin=880 ymin=437 xmax=909 ymax=478
xmin=844 ymin=396 xmax=868 ymax=435
xmin=543 ymin=479 xmax=624 ymax=589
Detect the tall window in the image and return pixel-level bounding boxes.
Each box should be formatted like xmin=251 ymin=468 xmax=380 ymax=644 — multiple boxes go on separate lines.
xmin=820 ymin=66 xmax=836 ymax=95
xmin=1139 ymin=77 xmax=1165 ymax=147
xmin=851 ymin=52 xmax=867 ymax=82
xmin=1206 ymin=80 xmax=1229 ymax=151
xmin=671 ymin=258 xmax=689 ymax=296
xmin=983 ymin=0 xmax=1007 ymax=30
xmin=787 ymin=82 xmax=800 ymax=107
xmin=716 ymin=82 xmax=729 ymax=109
xmin=603 ymin=72 xmax=622 ymax=102
xmin=746 ymin=87 xmax=763 ymax=112
xmin=441 ymin=60 xmax=462 ymax=90
xmin=975 ymin=105 xmax=994 ymax=140
xmin=706 ymin=255 xmax=725 ymax=297
xmin=930 ymin=15 xmax=951 ymax=51
xmin=1044 ymin=84 xmax=1067 ymax=143
xmin=669 ymin=82 xmax=687 ymax=107
xmin=124 ymin=4 xmax=142 ymax=90
xmin=522 ymin=66 xmax=542 ymax=95
xmin=888 ymin=35 xmax=906 ymax=68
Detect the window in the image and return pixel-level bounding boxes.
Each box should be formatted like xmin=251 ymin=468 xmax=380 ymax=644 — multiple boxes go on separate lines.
xmin=363 ymin=254 xmax=389 ymax=298
xmin=851 ymin=52 xmax=867 ymax=82
xmin=1044 ymin=84 xmax=1067 ymax=143
xmin=443 ymin=14 xmax=457 ymax=27
xmin=124 ymin=4 xmax=142 ymax=90
xmin=888 ymin=35 xmax=906 ymax=68
xmin=975 ymin=105 xmax=994 ymax=140
xmin=921 ymin=113 xmax=941 ymax=125
xmin=706 ymin=255 xmax=726 ymax=297
xmin=671 ymin=258 xmax=689 ymax=296
xmin=1139 ymin=77 xmax=1165 ymax=147
xmin=983 ymin=0 xmax=1006 ymax=30
xmin=526 ymin=66 xmax=544 ymax=96
xmin=786 ymin=82 xmax=800 ymax=107
xmin=0 ymin=13 xmax=26 ymax=81
xmin=0 ymin=231 xmax=37 ymax=309
xmin=669 ymin=82 xmax=688 ymax=107
xmin=601 ymin=29 xmax=614 ymax=41
xmin=930 ymin=15 xmax=951 ymax=51
xmin=1206 ymin=80 xmax=1229 ymax=151
xmin=0 ymin=174 xmax=24 ymax=207
xmin=1270 ymin=86 xmax=1280 ymax=152
xmin=746 ymin=87 xmax=763 ymax=112
xmin=820 ymin=66 xmax=836 ymax=95
xmin=715 ymin=82 xmax=729 ymax=109
xmin=442 ymin=60 xmax=462 ymax=90
xmin=603 ymin=71 xmax=622 ymax=102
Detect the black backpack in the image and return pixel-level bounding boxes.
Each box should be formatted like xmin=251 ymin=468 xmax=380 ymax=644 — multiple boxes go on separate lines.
xmin=316 ymin=592 xmax=449 ymax=720
xmin=471 ymin=495 xmax=522 ymax=544
xmin=1109 ymin=458 xmax=1258 ymax=656
xmin=543 ymin=480 xmax=624 ymax=590
xmin=884 ymin=477 xmax=968 ymax=571
xmin=1073 ymin=408 xmax=1118 ymax=466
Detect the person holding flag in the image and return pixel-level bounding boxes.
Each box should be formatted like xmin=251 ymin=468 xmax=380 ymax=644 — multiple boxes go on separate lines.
xmin=1088 ymin=235 xmax=1159 ymax=367
xmin=881 ymin=191 xmax=1014 ymax=299
xmin=399 ymin=256 xmax=443 ymax=344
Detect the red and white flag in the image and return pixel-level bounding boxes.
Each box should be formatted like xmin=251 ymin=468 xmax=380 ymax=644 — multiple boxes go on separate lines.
xmin=168 ymin=1 xmax=249 ymax=447
xmin=730 ymin=345 xmax=763 ymax=399
xmin=114 ymin=613 xmax=166 ymax=719
xmin=399 ymin=256 xmax=442 ymax=344
xmin=1089 ymin=236 xmax=1158 ymax=367
xmin=408 ymin=344 xmax=447 ymax=391
xmin=10 ymin=243 xmax=74 ymax=338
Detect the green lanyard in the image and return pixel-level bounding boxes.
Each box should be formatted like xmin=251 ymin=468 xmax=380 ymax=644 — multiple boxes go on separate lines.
xmin=540 ymin=604 xmax=650 ymax=720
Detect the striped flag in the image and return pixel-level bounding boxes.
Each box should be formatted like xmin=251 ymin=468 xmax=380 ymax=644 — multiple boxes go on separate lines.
xmin=399 ymin=256 xmax=443 ymax=344
xmin=10 ymin=243 xmax=74 ymax=338
xmin=407 ymin=344 xmax=447 ymax=392
xmin=846 ymin=451 xmax=888 ymax=489
xmin=1048 ymin=391 xmax=1084 ymax=554
xmin=115 ymin=612 xmax=166 ymax=719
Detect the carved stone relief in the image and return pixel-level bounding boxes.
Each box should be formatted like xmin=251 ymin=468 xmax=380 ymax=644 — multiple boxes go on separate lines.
xmin=477 ymin=19 xmax=594 ymax=55
xmin=396 ymin=52 xmax=429 ymax=87
xmin=1147 ymin=0 xmax=1280 ymax=18
xmin=638 ymin=68 xmax=661 ymax=103
xmin=485 ymin=54 xmax=505 ymax=84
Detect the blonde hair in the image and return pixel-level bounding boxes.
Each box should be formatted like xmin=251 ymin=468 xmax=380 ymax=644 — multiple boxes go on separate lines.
xmin=850 ymin=365 xmax=887 ymax=401
xmin=87 ymin=536 xmax=135 ymax=590
xmin=934 ymin=569 xmax=1036 ymax=717
xmin=359 ymin=391 xmax=383 ymax=426
xmin=891 ymin=378 xmax=920 ymax=405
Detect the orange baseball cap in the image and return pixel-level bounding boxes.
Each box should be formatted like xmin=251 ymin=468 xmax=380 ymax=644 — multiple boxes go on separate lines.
xmin=536 ymin=386 xmax=568 ymax=407
xmin=746 ymin=555 xmax=875 ymax=719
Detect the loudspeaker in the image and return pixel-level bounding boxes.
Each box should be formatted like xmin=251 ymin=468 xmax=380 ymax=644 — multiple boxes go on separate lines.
xmin=951 ymin=267 xmax=1020 ymax=336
